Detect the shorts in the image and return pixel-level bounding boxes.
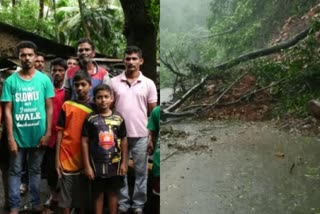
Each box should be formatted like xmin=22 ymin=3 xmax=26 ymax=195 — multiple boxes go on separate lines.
xmin=153 ymin=176 xmax=160 ymax=196
xmin=0 ymin=132 xmax=9 ymax=164
xmin=44 ymin=148 xmax=58 ymax=188
xmin=58 ymin=172 xmax=83 ymax=208
xmin=92 ymin=176 xmax=124 ymax=195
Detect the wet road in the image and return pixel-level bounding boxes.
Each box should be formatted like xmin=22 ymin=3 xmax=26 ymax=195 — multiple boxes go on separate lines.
xmin=0 ymin=178 xmax=49 ymax=213
xmin=161 ymin=120 xmax=320 ymax=214
xmin=160 ymin=87 xmax=173 ymax=103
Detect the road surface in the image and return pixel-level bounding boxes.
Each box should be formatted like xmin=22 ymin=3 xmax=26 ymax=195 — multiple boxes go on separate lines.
xmin=161 ymin=120 xmax=320 ymax=214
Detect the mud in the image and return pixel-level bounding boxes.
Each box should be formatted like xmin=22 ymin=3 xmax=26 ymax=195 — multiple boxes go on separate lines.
xmin=161 ymin=119 xmax=320 ymax=214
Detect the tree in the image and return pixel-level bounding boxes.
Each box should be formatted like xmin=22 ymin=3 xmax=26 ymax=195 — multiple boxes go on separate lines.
xmin=77 ymin=0 xmax=91 ymax=39
xmin=39 ymin=0 xmax=44 ymax=19
xmin=56 ymin=0 xmax=125 ymax=56
xmin=119 ymin=0 xmax=159 ymax=82
xmin=0 ymin=0 xmax=160 ymax=61
xmin=0 ymin=0 xmax=126 ymax=57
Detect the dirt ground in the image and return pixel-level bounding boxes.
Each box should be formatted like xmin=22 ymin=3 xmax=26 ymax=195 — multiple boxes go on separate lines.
xmin=0 ymin=162 xmax=155 ymax=214
xmin=161 ymin=119 xmax=320 ymax=214
xmin=0 ymin=178 xmax=49 ymax=213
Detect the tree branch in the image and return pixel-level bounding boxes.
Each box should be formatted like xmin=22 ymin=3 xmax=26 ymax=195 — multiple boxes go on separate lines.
xmin=163 ymin=75 xmax=208 ymax=112
xmin=169 ymin=52 xmax=183 ymax=75
xmin=192 ymin=28 xmax=239 ymax=41
xmin=179 ymin=77 xmax=287 ymax=112
xmin=212 ymin=26 xmax=311 ymax=72
xmin=212 ymin=77 xmax=287 ymax=106
xmin=160 ymin=56 xmax=186 ymax=77
xmin=162 ymin=26 xmax=311 ymax=118
xmin=208 ymin=72 xmax=248 ymax=107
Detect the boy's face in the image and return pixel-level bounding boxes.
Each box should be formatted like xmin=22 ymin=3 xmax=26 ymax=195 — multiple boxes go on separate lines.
xmin=94 ymin=90 xmax=113 ymax=110
xmin=74 ymin=80 xmax=91 ymax=100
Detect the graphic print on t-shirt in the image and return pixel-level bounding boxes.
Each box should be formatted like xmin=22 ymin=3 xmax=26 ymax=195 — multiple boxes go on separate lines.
xmin=15 ymin=86 xmax=41 ymax=127
xmin=99 ymin=131 xmax=115 ymax=150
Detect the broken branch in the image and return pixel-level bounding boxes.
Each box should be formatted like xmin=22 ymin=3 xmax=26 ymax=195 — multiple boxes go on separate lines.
xmin=164 ymin=75 xmax=208 ymax=112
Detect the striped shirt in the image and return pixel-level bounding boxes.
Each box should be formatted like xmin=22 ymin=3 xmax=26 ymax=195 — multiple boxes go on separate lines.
xmin=57 ymin=100 xmax=93 ymax=172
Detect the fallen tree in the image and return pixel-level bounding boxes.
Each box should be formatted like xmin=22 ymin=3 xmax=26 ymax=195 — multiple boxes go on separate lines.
xmin=162 ymin=26 xmax=312 ymax=120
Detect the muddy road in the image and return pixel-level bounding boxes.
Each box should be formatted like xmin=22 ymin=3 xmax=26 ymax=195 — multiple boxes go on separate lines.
xmin=161 ymin=120 xmax=320 ymax=214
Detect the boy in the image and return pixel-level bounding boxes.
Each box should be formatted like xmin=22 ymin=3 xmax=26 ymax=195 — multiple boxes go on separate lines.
xmin=81 ymin=84 xmax=128 ymax=214
xmin=55 ymin=70 xmax=92 ymax=214
xmin=147 ymin=106 xmax=160 ymax=214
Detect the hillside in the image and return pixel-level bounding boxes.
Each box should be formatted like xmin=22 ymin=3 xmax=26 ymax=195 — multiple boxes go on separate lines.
xmin=162 ymin=2 xmax=320 ymax=135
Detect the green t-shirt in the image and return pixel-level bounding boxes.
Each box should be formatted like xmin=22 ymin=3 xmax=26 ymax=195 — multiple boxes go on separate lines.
xmin=1 ymin=71 xmax=54 ymax=148
xmin=147 ymin=106 xmax=160 ymax=176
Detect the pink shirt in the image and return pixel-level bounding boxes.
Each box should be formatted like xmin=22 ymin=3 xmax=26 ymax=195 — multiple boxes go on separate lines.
xmin=109 ymin=72 xmax=157 ymax=137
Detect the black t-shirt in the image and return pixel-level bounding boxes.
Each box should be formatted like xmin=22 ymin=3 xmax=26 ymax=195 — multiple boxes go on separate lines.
xmin=82 ymin=111 xmax=126 ymax=178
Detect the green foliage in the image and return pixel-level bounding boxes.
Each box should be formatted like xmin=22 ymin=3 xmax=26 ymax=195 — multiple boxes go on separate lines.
xmin=58 ymin=3 xmax=125 ymax=56
xmin=149 ymin=0 xmax=159 ymax=30
xmin=206 ymin=0 xmax=319 ymax=60
xmin=0 ymin=0 xmax=126 ymax=57
xmin=160 ymin=67 xmax=174 ymax=88
xmin=247 ymin=29 xmax=320 ymax=117
xmin=160 ymin=0 xmax=320 ymax=118
xmin=0 ymin=0 xmax=55 ymax=38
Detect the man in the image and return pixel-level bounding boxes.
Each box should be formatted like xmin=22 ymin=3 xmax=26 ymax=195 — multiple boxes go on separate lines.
xmin=20 ymin=54 xmax=49 ymax=199
xmin=109 ymin=46 xmax=157 ymax=214
xmin=0 ymin=73 xmax=10 ymax=211
xmin=64 ymin=38 xmax=109 ymax=100
xmin=34 ymin=53 xmax=45 ymax=72
xmin=20 ymin=54 xmax=46 ymax=198
xmin=1 ymin=41 xmax=54 ymax=214
xmin=67 ymin=57 xmax=78 ymax=69
xmin=43 ymin=58 xmax=67 ymax=212
xmin=34 ymin=53 xmax=52 ymax=80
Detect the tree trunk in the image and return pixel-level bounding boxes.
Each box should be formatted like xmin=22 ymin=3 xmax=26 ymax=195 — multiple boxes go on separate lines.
xmin=39 ymin=0 xmax=44 ymax=19
xmin=12 ymin=0 xmax=16 ymax=6
xmin=52 ymin=0 xmax=60 ymax=42
xmin=77 ymin=0 xmax=91 ymax=39
xmin=120 ymin=0 xmax=157 ymax=83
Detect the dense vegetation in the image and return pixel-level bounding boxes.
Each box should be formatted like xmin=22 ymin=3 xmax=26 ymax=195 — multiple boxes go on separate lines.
xmin=0 ymin=0 xmax=159 ymax=57
xmin=0 ymin=0 xmax=125 ymax=56
xmin=0 ymin=0 xmax=159 ymax=81
xmin=161 ymin=0 xmax=320 ymax=117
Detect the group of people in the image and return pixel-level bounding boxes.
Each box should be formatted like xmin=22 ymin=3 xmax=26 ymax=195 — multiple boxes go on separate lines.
xmin=0 ymin=38 xmax=160 ymax=214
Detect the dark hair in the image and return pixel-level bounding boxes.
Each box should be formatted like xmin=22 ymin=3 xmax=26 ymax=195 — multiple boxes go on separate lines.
xmin=50 ymin=58 xmax=68 ymax=70
xmin=76 ymin=38 xmax=95 ymax=51
xmin=36 ymin=52 xmax=45 ymax=58
xmin=73 ymin=69 xmax=91 ymax=85
xmin=68 ymin=56 xmax=78 ymax=61
xmin=124 ymin=45 xmax=142 ymax=58
xmin=16 ymin=41 xmax=37 ymax=57
xmin=93 ymin=84 xmax=113 ymax=99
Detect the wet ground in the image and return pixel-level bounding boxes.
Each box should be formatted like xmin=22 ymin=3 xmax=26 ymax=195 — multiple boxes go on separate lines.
xmin=160 ymin=87 xmax=173 ymax=103
xmin=0 ymin=178 xmax=49 ymax=213
xmin=0 ymin=162 xmax=155 ymax=214
xmin=161 ymin=119 xmax=320 ymax=214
